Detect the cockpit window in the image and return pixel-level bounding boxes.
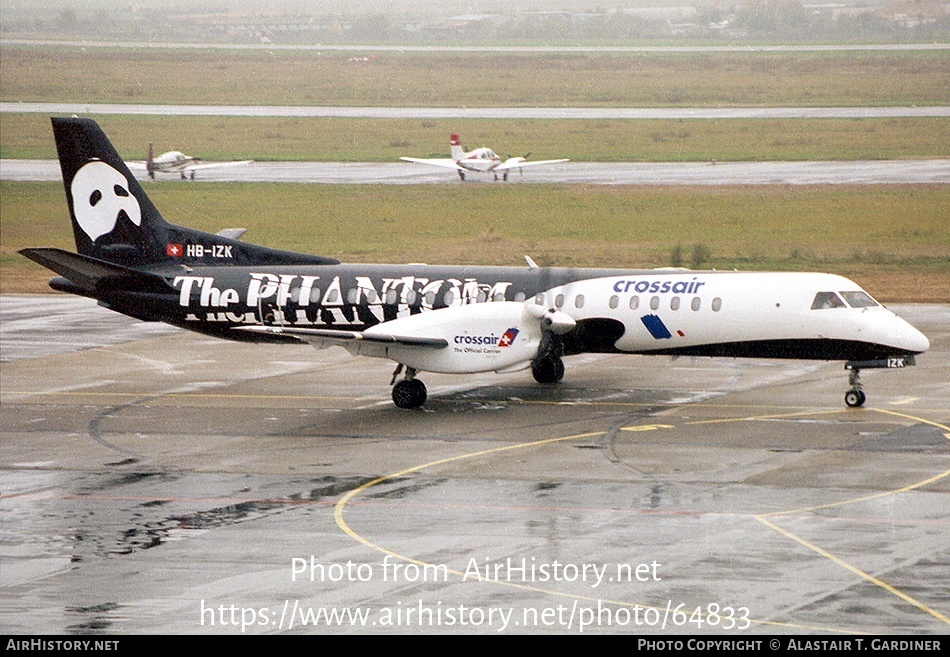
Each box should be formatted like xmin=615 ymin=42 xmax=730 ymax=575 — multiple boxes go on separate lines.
xmin=840 ymin=291 xmax=879 ymax=308
xmin=811 ymin=291 xmax=846 ymax=310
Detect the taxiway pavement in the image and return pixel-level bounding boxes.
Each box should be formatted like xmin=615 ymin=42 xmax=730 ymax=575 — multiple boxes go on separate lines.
xmin=1 ymin=296 xmax=947 ymax=634
xmin=3 ymin=158 xmax=949 ymax=185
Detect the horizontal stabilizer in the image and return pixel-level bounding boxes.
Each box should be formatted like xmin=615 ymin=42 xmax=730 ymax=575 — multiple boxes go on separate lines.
xmin=19 ymin=247 xmax=165 ymax=292
xmin=216 ymin=228 xmax=247 ymax=241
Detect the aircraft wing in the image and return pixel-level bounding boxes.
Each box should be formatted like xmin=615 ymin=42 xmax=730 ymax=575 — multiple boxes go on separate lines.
xmin=238 ymin=325 xmax=447 ymax=358
xmin=182 ymin=160 xmax=253 ymax=172
xmin=494 ymin=158 xmax=570 ymax=172
xmin=126 ymin=160 xmax=252 ymax=177
xmin=399 ymin=157 xmax=464 ymax=171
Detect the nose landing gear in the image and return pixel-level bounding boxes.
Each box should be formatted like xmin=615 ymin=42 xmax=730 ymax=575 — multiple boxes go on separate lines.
xmin=843 ymin=356 xmax=916 ymax=408
xmin=845 ymin=366 xmax=866 ymax=407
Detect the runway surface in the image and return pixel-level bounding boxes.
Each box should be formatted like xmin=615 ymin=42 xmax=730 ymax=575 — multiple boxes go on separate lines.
xmin=4 ymin=102 xmax=949 ymax=119
xmin=4 ymin=159 xmax=949 ymax=185
xmin=1 ymin=294 xmax=948 ymax=635
xmin=2 ymin=40 xmax=947 ymax=53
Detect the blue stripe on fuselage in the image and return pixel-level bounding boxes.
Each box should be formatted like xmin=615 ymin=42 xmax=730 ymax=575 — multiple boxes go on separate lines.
xmin=641 ymin=314 xmax=673 ymax=340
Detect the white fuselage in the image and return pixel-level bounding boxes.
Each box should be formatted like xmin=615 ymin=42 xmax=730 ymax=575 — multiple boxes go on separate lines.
xmin=456 ymin=147 xmax=502 ymax=172
xmin=330 ymin=271 xmax=927 ymax=375
xmin=150 ymin=151 xmax=199 ymax=173
xmin=546 ymin=272 xmax=927 ymax=356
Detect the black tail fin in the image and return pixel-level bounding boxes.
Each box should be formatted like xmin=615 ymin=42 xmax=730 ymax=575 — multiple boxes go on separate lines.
xmin=53 ymin=117 xmax=174 ymax=267
xmin=50 ymin=117 xmax=338 ymax=270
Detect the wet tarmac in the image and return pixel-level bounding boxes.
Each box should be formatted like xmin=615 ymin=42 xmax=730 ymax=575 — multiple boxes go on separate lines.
xmin=3 ymin=159 xmax=948 ymax=185
xmin=1 ymin=295 xmax=947 ymax=635
xmin=3 ymin=101 xmax=949 ymax=120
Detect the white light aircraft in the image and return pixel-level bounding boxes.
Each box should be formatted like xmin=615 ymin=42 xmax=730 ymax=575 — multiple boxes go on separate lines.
xmin=401 ymin=134 xmax=569 ymax=181
xmin=22 ymin=118 xmax=929 ymax=410
xmin=128 ymin=142 xmax=252 ymax=180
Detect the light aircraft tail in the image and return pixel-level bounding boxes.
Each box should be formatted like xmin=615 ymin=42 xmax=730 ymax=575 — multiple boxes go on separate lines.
xmin=450 ymin=133 xmax=465 ymax=161
xmin=146 ymin=141 xmax=155 ymax=179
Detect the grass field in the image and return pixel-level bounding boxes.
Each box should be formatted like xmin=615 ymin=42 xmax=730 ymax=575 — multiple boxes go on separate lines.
xmin=2 ymin=46 xmax=947 ymax=302
xmin=3 ymin=48 xmax=948 ymax=108
xmin=3 ymin=113 xmax=948 ymax=162
xmin=3 ymin=182 xmax=947 ymax=302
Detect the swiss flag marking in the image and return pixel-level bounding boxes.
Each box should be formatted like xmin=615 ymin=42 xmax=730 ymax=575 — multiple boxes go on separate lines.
xmin=166 ymin=243 xmax=183 ymax=257
xmin=498 ymin=328 xmax=519 ymax=347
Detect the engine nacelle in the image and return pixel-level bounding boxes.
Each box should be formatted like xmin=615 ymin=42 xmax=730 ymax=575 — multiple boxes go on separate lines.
xmin=531 ymin=306 xmax=577 ymax=335
xmin=360 ymin=302 xmax=543 ymax=374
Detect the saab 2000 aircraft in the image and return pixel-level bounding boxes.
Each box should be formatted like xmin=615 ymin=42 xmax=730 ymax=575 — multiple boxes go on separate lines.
xmin=21 ymin=118 xmax=928 ymax=409
xmin=401 ymin=133 xmax=569 ymax=181
xmin=127 ymin=142 xmax=252 ymax=180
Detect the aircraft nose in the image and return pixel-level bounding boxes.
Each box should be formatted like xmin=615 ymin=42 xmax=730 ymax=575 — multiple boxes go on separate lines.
xmin=893 ymin=314 xmax=930 ymax=354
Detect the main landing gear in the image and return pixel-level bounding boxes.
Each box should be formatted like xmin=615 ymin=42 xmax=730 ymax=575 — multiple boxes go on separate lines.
xmin=391 ymin=364 xmax=427 ymax=409
xmin=531 ymin=355 xmax=565 ymax=385
xmin=531 ymin=330 xmax=566 ymax=385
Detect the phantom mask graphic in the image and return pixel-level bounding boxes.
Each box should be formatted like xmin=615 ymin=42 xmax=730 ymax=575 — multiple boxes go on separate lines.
xmin=71 ymin=161 xmax=142 ymax=242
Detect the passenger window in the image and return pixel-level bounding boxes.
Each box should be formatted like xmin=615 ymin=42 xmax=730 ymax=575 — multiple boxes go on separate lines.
xmin=840 ymin=291 xmax=879 ymax=308
xmin=609 ymin=295 xmax=619 ymax=309
xmin=346 ymin=288 xmax=357 ymax=304
xmin=650 ymin=296 xmax=660 ymax=310
xmin=385 ymin=289 xmax=398 ymax=305
xmin=629 ymin=296 xmax=639 ymax=310
xmin=670 ymin=297 xmax=680 ymax=311
xmin=811 ymin=292 xmax=846 ymax=310
xmin=712 ymin=297 xmax=722 ymax=312
xmin=575 ymin=294 xmax=585 ymax=308
xmin=691 ymin=297 xmax=701 ymax=311
xmin=406 ymin=290 xmax=417 ymax=305
xmin=555 ymin=294 xmax=564 ymax=308
xmin=515 ymin=292 xmax=526 ymax=302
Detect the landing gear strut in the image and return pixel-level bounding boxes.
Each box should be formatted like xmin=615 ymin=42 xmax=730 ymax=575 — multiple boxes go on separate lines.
xmin=391 ymin=364 xmax=427 ymax=409
xmin=531 ymin=329 xmax=566 ymax=385
xmin=845 ymin=367 xmax=866 ymax=408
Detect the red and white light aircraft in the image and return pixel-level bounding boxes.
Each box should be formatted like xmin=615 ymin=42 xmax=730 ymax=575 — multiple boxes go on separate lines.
xmin=401 ymin=134 xmax=569 ymax=181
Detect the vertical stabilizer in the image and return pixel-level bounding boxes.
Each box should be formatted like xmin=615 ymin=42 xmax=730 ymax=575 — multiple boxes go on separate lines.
xmin=52 ymin=117 xmax=173 ymax=267
xmin=450 ymin=133 xmax=465 ymax=161
xmin=48 ymin=116 xmax=341 ymax=270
